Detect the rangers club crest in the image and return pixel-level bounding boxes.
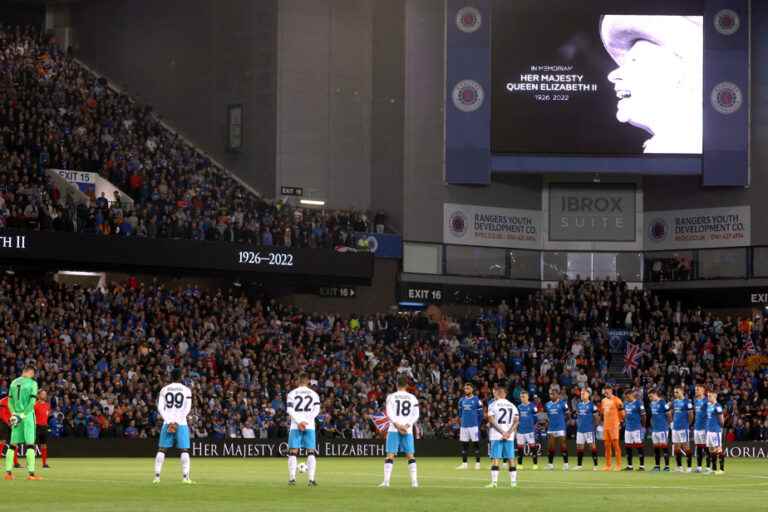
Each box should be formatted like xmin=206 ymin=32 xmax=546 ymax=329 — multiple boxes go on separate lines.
xmin=456 ymin=6 xmax=482 ymax=33
xmin=452 ymin=80 xmax=484 ymax=113
xmin=711 ymin=82 xmax=743 ymax=115
xmin=714 ymin=9 xmax=740 ymax=36
xmin=449 ymin=211 xmax=468 ymax=238
xmin=366 ymin=235 xmax=379 ymax=254
xmin=648 ymin=218 xmax=668 ymax=242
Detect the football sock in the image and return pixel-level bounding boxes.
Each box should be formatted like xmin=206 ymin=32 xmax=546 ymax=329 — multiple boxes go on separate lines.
xmin=491 ymin=465 xmax=499 ymax=484
xmin=517 ymin=452 xmax=523 ymax=466
xmin=719 ymin=454 xmax=724 ymax=471
xmin=532 ymin=452 xmax=538 ymax=465
xmin=591 ymin=448 xmax=598 ymax=466
xmin=676 ymin=450 xmax=682 ymax=467
xmin=383 ymin=459 xmax=393 ymax=484
xmin=686 ymin=448 xmax=692 ymax=468
xmin=654 ymin=448 xmax=661 ymax=466
xmin=4 ymin=445 xmax=12 ymax=473
xmin=638 ymin=449 xmax=645 ymax=467
xmin=612 ymin=441 xmax=621 ymax=467
xmin=25 ymin=448 xmax=35 ymax=475
xmin=41 ymin=446 xmax=48 ymax=466
xmin=474 ymin=442 xmax=481 ymax=463
xmin=696 ymin=446 xmax=704 ymax=467
xmin=711 ymin=456 xmax=718 ymax=472
xmin=605 ymin=442 xmax=613 ymax=466
xmin=180 ymin=452 xmax=190 ymax=479
xmin=154 ymin=451 xmax=165 ymax=477
xmin=307 ymin=454 xmax=317 ymax=481
xmin=408 ymin=459 xmax=417 ymax=485
xmin=461 ymin=442 xmax=468 ymax=463
xmin=626 ymin=447 xmax=634 ymax=466
xmin=548 ymin=450 xmax=554 ymax=464
xmin=664 ymin=450 xmax=670 ymax=467
xmin=705 ymin=448 xmax=711 ymax=467
xmin=509 ymin=466 xmax=517 ymax=484
xmin=577 ymin=450 xmax=583 ymax=467
xmin=288 ymin=455 xmax=298 ymax=480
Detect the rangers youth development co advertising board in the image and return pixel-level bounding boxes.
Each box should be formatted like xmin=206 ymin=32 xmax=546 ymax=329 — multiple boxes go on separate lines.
xmin=645 ymin=206 xmax=750 ymax=250
xmin=444 ymin=203 xmax=542 ymax=250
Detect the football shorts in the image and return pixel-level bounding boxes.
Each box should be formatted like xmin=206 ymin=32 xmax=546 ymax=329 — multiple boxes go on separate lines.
xmin=671 ymin=429 xmax=689 ymax=444
xmin=651 ymin=431 xmax=668 ymax=446
xmin=386 ymin=432 xmax=415 ymax=455
xmin=490 ymin=439 xmax=515 ymax=460
xmin=576 ymin=431 xmax=595 ymax=445
xmin=288 ymin=429 xmax=317 ymax=450
xmin=159 ymin=423 xmax=190 ymax=450
xmin=460 ymin=426 xmax=479 ymax=442
xmin=516 ymin=432 xmax=536 ymax=446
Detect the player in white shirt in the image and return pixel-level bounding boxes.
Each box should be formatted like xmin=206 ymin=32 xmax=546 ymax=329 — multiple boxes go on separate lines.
xmin=153 ymin=369 xmax=193 ymax=484
xmin=486 ymin=384 xmax=519 ymax=488
xmin=380 ymin=375 xmax=420 ymax=488
xmin=286 ymin=373 xmax=321 ymax=486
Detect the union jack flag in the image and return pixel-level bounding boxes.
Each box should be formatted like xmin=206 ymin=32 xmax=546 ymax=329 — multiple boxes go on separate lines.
xmin=624 ymin=342 xmax=642 ymax=377
xmin=744 ymin=336 xmax=757 ymax=355
xmin=370 ymin=411 xmax=390 ymax=432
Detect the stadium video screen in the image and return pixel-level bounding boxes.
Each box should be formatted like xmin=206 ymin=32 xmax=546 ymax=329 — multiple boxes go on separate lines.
xmin=491 ymin=0 xmax=704 ymax=156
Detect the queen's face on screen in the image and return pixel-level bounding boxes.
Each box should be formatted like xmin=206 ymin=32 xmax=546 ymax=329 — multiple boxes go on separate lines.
xmin=601 ymin=15 xmax=703 ymax=154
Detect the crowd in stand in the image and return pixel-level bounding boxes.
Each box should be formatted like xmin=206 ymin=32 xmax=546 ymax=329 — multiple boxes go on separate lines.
xmin=0 ymin=274 xmax=766 ymax=442
xmin=0 ymin=25 xmax=388 ymax=248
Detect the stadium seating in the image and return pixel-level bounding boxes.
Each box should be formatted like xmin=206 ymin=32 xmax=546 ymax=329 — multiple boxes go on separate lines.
xmin=0 ymin=25 xmax=386 ymax=248
xmin=0 ymin=274 xmax=764 ymax=441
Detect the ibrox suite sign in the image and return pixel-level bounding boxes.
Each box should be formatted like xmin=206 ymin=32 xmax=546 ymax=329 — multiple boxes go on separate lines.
xmin=549 ymin=183 xmax=636 ymax=242
xmin=191 ymin=439 xmax=385 ymax=458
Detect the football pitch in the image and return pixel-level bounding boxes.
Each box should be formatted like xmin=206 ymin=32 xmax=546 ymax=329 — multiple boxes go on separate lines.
xmin=2 ymin=458 xmax=767 ymax=512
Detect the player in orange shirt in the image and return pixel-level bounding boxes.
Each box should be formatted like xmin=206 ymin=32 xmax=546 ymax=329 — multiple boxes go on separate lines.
xmin=34 ymin=390 xmax=51 ymax=469
xmin=600 ymin=385 xmax=625 ymax=471
xmin=0 ymin=396 xmax=20 ymax=469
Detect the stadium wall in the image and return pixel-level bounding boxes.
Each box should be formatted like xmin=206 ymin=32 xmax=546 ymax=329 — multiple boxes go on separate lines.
xmin=70 ymin=0 xmax=278 ymax=194
xmin=0 ymin=2 xmax=44 ymax=27
xmin=276 ymin=0 xmax=374 ymax=211
xmin=48 ymin=438 xmax=768 ymax=459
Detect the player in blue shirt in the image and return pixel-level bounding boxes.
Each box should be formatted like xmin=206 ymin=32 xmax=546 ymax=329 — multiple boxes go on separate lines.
xmin=705 ymin=390 xmax=725 ymax=475
xmin=456 ymin=383 xmax=483 ymax=470
xmin=622 ymin=388 xmax=646 ymax=471
xmin=671 ymin=386 xmax=693 ymax=472
xmin=574 ymin=389 xmax=599 ymax=470
xmin=515 ymin=391 xmax=539 ymax=470
xmin=649 ymin=389 xmax=671 ymax=472
xmin=692 ymin=384 xmax=710 ymax=472
xmin=544 ymin=387 xmax=569 ymax=470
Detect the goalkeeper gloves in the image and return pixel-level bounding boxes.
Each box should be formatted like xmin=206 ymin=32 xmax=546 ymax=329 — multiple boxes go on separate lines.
xmin=10 ymin=414 xmax=24 ymax=427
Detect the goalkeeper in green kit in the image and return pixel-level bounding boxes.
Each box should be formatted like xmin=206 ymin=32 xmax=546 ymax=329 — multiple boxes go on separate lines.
xmin=5 ymin=366 xmax=41 ymax=481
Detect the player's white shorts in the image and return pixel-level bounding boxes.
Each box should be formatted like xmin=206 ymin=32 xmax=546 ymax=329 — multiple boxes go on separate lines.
xmin=694 ymin=430 xmax=707 ymax=446
xmin=624 ymin=429 xmax=643 ymax=445
xmin=576 ymin=432 xmax=595 ymax=445
xmin=671 ymin=429 xmax=689 ymax=444
xmin=547 ymin=430 xmax=566 ymax=438
xmin=460 ymin=426 xmax=479 ymax=442
xmin=706 ymin=432 xmax=723 ymax=450
xmin=596 ymin=425 xmax=604 ymax=441
xmin=515 ymin=432 xmax=536 ymax=446
xmin=651 ymin=431 xmax=668 ymax=445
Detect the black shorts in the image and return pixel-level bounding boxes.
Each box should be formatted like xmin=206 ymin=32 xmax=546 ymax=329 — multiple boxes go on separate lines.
xmin=36 ymin=426 xmax=48 ymax=445
xmin=0 ymin=422 xmax=9 ymax=442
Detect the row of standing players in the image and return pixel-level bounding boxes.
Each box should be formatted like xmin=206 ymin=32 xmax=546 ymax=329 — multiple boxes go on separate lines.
xmin=457 ymin=382 xmax=727 ymax=487
xmin=2 ymin=367 xmax=726 ymax=487
xmin=152 ymin=371 xmax=425 ymax=487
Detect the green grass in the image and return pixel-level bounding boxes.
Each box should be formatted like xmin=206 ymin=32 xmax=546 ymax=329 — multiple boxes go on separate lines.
xmin=2 ymin=457 xmax=767 ymax=512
